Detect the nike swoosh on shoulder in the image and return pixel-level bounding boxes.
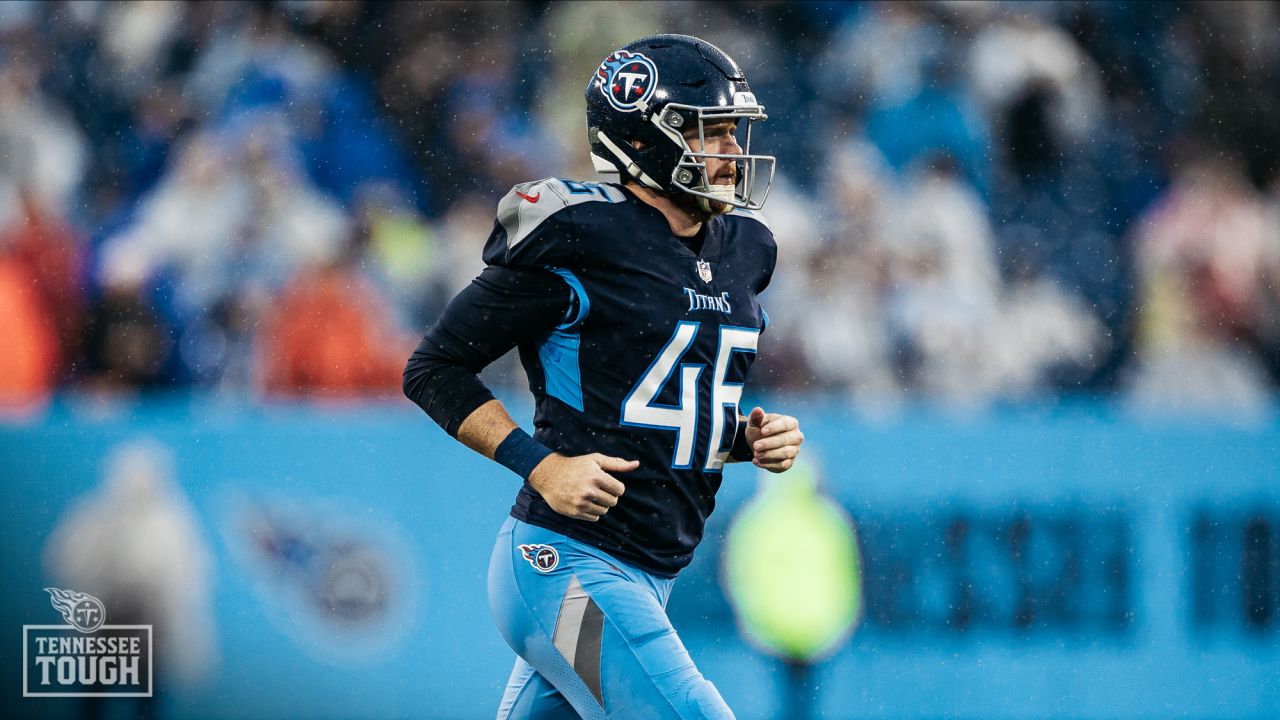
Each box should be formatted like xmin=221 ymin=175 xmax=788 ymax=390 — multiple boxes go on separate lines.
xmin=515 ymin=190 xmax=541 ymax=203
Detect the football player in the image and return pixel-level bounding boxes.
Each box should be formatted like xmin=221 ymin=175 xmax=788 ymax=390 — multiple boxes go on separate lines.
xmin=404 ymin=34 xmax=803 ymax=719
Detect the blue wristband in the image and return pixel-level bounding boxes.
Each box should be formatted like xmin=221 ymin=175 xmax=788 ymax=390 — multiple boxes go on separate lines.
xmin=494 ymin=428 xmax=554 ymax=480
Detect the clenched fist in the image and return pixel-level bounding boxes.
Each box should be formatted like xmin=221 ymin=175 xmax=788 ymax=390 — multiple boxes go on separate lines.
xmin=528 ymin=453 xmax=636 ymax=522
xmin=743 ymin=406 xmax=803 ymax=473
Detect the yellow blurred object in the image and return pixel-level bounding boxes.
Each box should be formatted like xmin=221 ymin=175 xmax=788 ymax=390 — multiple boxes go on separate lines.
xmin=723 ymin=456 xmax=862 ymax=662
xmin=371 ymin=213 xmax=435 ymax=286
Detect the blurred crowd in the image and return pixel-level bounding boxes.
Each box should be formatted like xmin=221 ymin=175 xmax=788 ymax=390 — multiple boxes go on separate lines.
xmin=1 ymin=0 xmax=1277 ymax=414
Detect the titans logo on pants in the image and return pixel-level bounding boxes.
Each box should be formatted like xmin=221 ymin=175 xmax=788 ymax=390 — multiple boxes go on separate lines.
xmin=519 ymin=544 xmax=560 ymax=573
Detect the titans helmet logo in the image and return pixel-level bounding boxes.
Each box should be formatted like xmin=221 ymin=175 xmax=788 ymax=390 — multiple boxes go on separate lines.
xmin=596 ymin=50 xmax=658 ymax=112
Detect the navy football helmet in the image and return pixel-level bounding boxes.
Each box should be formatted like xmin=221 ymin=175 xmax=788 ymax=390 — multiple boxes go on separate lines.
xmin=585 ymin=34 xmax=775 ymax=211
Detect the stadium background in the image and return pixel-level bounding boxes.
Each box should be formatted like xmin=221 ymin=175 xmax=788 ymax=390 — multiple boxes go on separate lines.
xmin=1 ymin=1 xmax=1277 ymax=718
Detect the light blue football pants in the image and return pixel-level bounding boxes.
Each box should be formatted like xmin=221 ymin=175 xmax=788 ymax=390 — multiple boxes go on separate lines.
xmin=488 ymin=516 xmax=735 ymax=719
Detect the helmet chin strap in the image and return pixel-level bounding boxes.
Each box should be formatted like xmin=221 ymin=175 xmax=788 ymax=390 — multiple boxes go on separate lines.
xmin=696 ymin=184 xmax=736 ymax=214
xmin=706 ymin=183 xmax=736 ymax=202
xmin=594 ymin=129 xmax=663 ymax=190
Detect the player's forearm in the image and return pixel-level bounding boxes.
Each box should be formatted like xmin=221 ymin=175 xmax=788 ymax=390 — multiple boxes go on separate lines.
xmin=456 ymin=399 xmax=520 ymax=459
xmin=460 ymin=399 xmax=558 ymax=483
xmin=402 ymin=266 xmax=571 ymax=436
xmin=402 ymin=338 xmax=497 ymax=437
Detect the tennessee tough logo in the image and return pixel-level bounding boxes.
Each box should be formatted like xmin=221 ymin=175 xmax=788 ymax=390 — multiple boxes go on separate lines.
xmin=596 ymin=50 xmax=657 ymax=112
xmin=518 ymin=544 xmax=560 ymax=573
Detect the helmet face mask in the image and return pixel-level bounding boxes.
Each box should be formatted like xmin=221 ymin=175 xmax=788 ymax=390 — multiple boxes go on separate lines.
xmin=585 ymin=35 xmax=776 ymax=212
xmin=661 ymin=101 xmax=775 ymax=212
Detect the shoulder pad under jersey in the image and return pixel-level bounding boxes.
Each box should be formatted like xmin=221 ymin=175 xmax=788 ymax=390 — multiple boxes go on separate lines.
xmin=727 ymin=206 xmax=773 ymax=233
xmin=497 ymin=178 xmax=627 ymax=250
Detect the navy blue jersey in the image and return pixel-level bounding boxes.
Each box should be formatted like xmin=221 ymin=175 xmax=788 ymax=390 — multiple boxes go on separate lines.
xmin=410 ymin=177 xmax=776 ymax=576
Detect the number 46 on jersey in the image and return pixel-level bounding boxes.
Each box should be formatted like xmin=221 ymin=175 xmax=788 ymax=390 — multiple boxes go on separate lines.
xmin=621 ymin=322 xmax=759 ymax=472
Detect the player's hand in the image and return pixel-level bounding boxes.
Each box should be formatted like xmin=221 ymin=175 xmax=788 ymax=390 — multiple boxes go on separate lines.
xmin=527 ymin=453 xmax=636 ymax=522
xmin=744 ymin=406 xmax=803 ymax=473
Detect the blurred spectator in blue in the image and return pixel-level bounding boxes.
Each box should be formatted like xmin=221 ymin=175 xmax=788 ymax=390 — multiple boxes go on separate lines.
xmin=986 ymin=243 xmax=1109 ymax=400
xmin=187 ymin=3 xmax=424 ymax=213
xmin=0 ymin=30 xmax=87 ymax=221
xmin=879 ymin=156 xmax=1001 ymax=403
xmin=823 ymin=3 xmax=990 ymax=198
xmin=81 ymin=238 xmax=176 ymax=392
xmin=96 ymin=124 xmax=348 ymax=388
xmin=966 ymin=8 xmax=1123 ymax=392
xmin=440 ymin=71 xmax=547 ymax=206
xmin=788 ymin=139 xmax=897 ymax=401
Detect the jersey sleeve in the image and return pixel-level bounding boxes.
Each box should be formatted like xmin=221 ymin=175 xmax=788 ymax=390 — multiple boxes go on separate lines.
xmin=402 ymin=265 xmax=574 ymax=437
xmin=482 ymin=177 xmax=627 ymax=270
xmin=482 ymin=178 xmax=582 ymax=270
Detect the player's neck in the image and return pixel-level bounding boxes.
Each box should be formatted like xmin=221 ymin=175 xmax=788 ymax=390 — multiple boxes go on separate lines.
xmin=625 ymin=182 xmax=707 ymax=238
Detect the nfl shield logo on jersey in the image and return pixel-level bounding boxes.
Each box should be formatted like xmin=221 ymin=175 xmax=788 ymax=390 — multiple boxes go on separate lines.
xmin=696 ymin=259 xmax=713 ymax=284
